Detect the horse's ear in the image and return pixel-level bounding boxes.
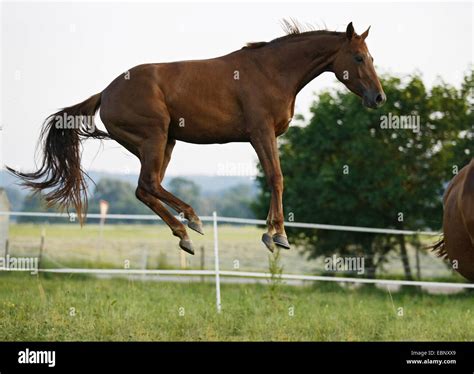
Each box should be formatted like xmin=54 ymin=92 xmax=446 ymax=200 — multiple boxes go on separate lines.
xmin=361 ymin=26 xmax=371 ymax=40
xmin=346 ymin=22 xmax=355 ymax=40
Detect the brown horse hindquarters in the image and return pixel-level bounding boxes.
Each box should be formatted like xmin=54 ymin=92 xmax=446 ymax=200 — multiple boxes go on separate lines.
xmin=99 ymin=65 xmax=204 ymax=254
xmin=443 ymin=160 xmax=474 ymax=281
xmin=460 ymin=160 xmax=474 ymax=242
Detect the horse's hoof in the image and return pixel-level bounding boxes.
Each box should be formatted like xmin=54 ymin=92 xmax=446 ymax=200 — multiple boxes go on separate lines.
xmin=188 ymin=220 xmax=204 ymax=235
xmin=273 ymin=234 xmax=290 ymax=250
xmin=179 ymin=239 xmax=195 ymax=255
xmin=261 ymin=233 xmax=275 ymax=253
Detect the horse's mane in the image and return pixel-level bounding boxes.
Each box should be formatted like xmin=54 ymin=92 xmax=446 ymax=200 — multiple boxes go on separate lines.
xmin=244 ymin=18 xmax=344 ymax=49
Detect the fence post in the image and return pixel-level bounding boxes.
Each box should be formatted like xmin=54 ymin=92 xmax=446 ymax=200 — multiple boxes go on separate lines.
xmin=38 ymin=227 xmax=46 ymax=269
xmin=415 ymin=247 xmax=421 ymax=280
xmin=141 ymin=248 xmax=148 ymax=281
xmin=4 ymin=239 xmax=9 ymax=258
xmin=213 ymin=211 xmax=222 ymax=313
xmin=200 ymin=246 xmax=205 ymax=283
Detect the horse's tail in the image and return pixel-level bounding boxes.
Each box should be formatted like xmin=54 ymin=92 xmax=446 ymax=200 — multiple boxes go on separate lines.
xmin=430 ymin=236 xmax=447 ymax=259
xmin=6 ymin=93 xmax=110 ymax=224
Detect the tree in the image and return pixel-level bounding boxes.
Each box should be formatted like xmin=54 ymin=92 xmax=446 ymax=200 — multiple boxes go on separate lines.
xmin=18 ymin=192 xmax=60 ymax=223
xmin=88 ymin=178 xmax=150 ymax=217
xmin=167 ymin=177 xmax=202 ymax=212
xmin=430 ymin=69 xmax=473 ymax=178
xmin=253 ymin=71 xmax=473 ymax=279
xmin=214 ymin=184 xmax=256 ymax=218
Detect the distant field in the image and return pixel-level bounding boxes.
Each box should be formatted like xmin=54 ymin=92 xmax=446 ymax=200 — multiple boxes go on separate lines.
xmin=0 ymin=272 xmax=472 ymax=341
xmin=7 ymin=223 xmax=455 ymax=279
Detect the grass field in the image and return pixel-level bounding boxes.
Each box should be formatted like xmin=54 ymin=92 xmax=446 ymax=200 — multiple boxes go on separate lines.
xmin=2 ymin=222 xmax=470 ymax=341
xmin=0 ymin=272 xmax=473 ymax=341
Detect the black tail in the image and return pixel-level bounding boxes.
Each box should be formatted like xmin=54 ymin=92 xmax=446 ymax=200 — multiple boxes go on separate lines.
xmin=6 ymin=93 xmax=109 ymax=224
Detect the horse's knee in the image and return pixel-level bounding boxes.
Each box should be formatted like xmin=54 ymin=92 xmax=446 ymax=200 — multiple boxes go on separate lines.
xmin=135 ymin=186 xmax=149 ymax=203
xmin=268 ymin=173 xmax=284 ymax=190
xmin=271 ymin=216 xmax=284 ymax=229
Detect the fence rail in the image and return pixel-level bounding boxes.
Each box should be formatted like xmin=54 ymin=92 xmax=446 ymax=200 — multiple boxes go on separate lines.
xmin=0 ymin=211 xmax=439 ymax=236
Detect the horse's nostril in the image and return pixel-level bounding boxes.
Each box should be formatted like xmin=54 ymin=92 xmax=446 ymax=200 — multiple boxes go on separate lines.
xmin=375 ymin=93 xmax=385 ymax=105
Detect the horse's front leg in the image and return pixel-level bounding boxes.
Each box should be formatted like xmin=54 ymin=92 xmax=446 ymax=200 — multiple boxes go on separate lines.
xmin=251 ymin=131 xmax=290 ymax=252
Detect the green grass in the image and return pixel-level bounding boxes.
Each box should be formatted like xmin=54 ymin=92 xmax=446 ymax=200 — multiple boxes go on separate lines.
xmin=3 ymin=223 xmax=467 ymax=341
xmin=0 ymin=272 xmax=472 ymax=341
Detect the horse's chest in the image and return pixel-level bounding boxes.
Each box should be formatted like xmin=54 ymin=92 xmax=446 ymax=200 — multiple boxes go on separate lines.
xmin=275 ymin=117 xmax=292 ymax=136
xmin=274 ymin=102 xmax=295 ymax=136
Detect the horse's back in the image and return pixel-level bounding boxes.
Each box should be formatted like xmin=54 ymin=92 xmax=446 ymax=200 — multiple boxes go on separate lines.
xmin=100 ymin=57 xmax=257 ymax=143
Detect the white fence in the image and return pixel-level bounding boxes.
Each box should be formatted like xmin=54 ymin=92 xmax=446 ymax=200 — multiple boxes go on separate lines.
xmin=1 ymin=210 xmax=473 ymax=313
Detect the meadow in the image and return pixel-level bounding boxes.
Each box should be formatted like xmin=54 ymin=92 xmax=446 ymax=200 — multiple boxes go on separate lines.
xmin=0 ymin=272 xmax=473 ymax=341
xmin=1 ymin=222 xmax=471 ymax=341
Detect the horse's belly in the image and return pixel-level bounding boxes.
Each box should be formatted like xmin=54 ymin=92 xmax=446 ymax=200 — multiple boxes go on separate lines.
xmin=167 ymin=103 xmax=249 ymax=144
xmin=169 ymin=119 xmax=249 ymax=144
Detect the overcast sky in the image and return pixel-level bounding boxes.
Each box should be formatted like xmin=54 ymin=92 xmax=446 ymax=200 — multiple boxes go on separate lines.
xmin=1 ymin=1 xmax=472 ymax=178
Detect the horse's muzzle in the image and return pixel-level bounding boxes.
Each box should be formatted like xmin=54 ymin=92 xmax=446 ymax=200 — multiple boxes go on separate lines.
xmin=363 ymin=90 xmax=386 ymax=109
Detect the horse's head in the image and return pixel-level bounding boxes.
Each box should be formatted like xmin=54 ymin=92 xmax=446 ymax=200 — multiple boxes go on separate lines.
xmin=332 ymin=22 xmax=386 ymax=109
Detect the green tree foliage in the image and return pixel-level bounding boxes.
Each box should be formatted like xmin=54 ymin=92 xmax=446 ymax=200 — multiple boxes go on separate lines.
xmin=16 ymin=176 xmax=258 ymax=223
xmin=18 ymin=178 xmax=150 ymax=223
xmin=88 ymin=178 xmax=150 ymax=216
xmin=254 ymin=71 xmax=473 ymax=278
xmin=168 ymin=178 xmax=256 ymax=218
xmin=17 ymin=192 xmax=63 ymax=223
xmin=167 ymin=177 xmax=202 ymax=211
xmin=212 ymin=184 xmax=256 ymax=218
xmin=430 ymin=70 xmax=473 ymax=175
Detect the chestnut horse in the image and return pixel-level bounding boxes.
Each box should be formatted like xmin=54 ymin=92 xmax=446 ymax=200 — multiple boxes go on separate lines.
xmin=433 ymin=159 xmax=474 ymax=281
xmin=8 ymin=21 xmax=386 ymax=254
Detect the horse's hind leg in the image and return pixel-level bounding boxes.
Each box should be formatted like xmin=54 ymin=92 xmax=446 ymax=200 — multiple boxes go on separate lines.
xmin=151 ymin=138 xmax=204 ymax=234
xmin=159 ymin=139 xmax=175 ymax=182
xmin=137 ymin=136 xmax=198 ymax=254
xmin=151 ymin=180 xmax=204 ymax=235
xmin=109 ymin=135 xmax=195 ymax=254
xmin=136 ymin=186 xmax=194 ymax=254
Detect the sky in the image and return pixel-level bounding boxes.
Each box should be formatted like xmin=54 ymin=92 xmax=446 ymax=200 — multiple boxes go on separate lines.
xmin=1 ymin=1 xmax=472 ymax=178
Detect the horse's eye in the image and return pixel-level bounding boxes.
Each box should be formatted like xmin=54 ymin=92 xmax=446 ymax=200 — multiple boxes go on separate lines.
xmin=354 ymin=55 xmax=364 ymax=63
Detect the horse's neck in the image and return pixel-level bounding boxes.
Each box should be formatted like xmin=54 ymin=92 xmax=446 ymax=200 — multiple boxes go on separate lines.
xmin=260 ymin=34 xmax=344 ymax=96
